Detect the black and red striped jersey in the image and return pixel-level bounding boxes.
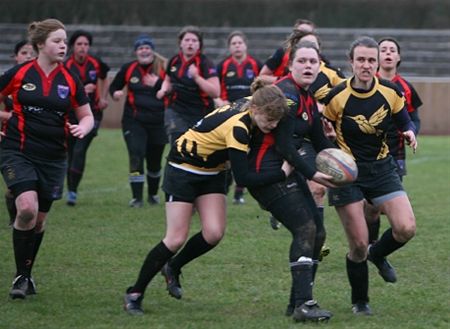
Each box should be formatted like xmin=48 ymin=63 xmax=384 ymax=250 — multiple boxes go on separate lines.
xmin=378 ymin=74 xmax=422 ymax=160
xmin=166 ymin=52 xmax=217 ymax=119
xmin=217 ymin=55 xmax=262 ymax=102
xmin=109 ymin=61 xmax=166 ymax=125
xmin=65 ymin=54 xmax=109 ymax=119
xmin=263 ymin=47 xmax=290 ymax=78
xmin=0 ymin=59 xmax=89 ymax=160
xmin=248 ymin=74 xmax=331 ymax=179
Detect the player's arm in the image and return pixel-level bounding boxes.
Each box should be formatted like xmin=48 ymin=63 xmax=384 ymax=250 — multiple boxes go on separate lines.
xmin=69 ymin=103 xmax=94 ymax=139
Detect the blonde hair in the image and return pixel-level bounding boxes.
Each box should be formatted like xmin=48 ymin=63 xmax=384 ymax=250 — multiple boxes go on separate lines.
xmin=151 ymin=52 xmax=168 ymax=75
xmin=249 ymin=78 xmax=289 ymax=121
xmin=28 ymin=18 xmax=65 ymax=54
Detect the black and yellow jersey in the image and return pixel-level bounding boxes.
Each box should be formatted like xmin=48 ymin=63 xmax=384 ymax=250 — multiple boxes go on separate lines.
xmin=323 ymin=77 xmax=407 ymax=162
xmin=309 ymin=61 xmax=346 ymax=103
xmin=167 ymin=99 xmax=253 ymax=173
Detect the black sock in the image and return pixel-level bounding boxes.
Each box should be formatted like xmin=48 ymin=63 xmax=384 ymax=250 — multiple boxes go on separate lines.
xmin=317 ymin=207 xmax=324 ymax=222
xmin=13 ymin=228 xmax=36 ymax=277
xmin=290 ymin=259 xmax=313 ymax=306
xmin=370 ymin=228 xmax=406 ymax=259
xmin=130 ymin=182 xmax=144 ymax=201
xmin=368 ymin=217 xmax=381 ymax=244
xmin=312 ymin=261 xmax=318 ymax=282
xmin=346 ymin=256 xmax=369 ymax=304
xmin=233 ymin=186 xmax=244 ymax=199
xmin=67 ymin=169 xmax=82 ymax=192
xmin=30 ymin=231 xmax=45 ymax=271
xmin=132 ymin=241 xmax=174 ymax=294
xmin=170 ymin=232 xmax=216 ymax=272
xmin=146 ymin=174 xmax=160 ymax=197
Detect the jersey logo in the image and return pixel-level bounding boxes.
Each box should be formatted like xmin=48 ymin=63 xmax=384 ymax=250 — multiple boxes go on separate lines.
xmin=286 ymin=98 xmax=296 ymax=107
xmin=130 ymin=77 xmax=139 ymax=84
xmin=226 ymin=71 xmax=235 ymax=77
xmin=246 ymin=69 xmax=255 ymax=79
xmin=348 ymin=105 xmax=388 ymax=136
xmin=57 ymin=85 xmax=69 ymax=99
xmin=89 ymin=70 xmax=97 ymax=80
xmin=170 ymin=66 xmax=177 ymax=73
xmin=302 ymin=112 xmax=309 ymax=121
xmin=22 ymin=83 xmax=36 ymax=91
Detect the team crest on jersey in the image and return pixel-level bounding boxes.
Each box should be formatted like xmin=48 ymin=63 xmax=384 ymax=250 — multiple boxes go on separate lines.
xmin=226 ymin=71 xmax=235 ymax=77
xmin=302 ymin=112 xmax=309 ymax=121
xmin=130 ymin=77 xmax=139 ymax=84
xmin=22 ymin=83 xmax=36 ymax=91
xmin=57 ymin=85 xmax=70 ymax=99
xmin=209 ymin=68 xmax=217 ymax=74
xmin=89 ymin=70 xmax=97 ymax=80
xmin=170 ymin=66 xmax=177 ymax=72
xmin=246 ymin=69 xmax=254 ymax=79
xmin=6 ymin=166 xmax=15 ymax=180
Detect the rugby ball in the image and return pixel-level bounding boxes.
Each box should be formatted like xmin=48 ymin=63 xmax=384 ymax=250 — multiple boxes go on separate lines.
xmin=315 ymin=148 xmax=358 ymax=185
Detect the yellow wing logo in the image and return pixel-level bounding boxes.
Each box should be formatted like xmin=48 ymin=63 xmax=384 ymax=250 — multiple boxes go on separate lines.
xmin=348 ymin=105 xmax=388 ymax=136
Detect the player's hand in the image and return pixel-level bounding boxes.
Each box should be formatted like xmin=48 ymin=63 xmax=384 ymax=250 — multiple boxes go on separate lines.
xmin=312 ymin=171 xmax=337 ymax=188
xmin=98 ymin=98 xmax=108 ymax=110
xmin=403 ymin=130 xmax=418 ymax=153
xmin=84 ymin=83 xmax=96 ymax=94
xmin=142 ymin=73 xmax=159 ymax=87
xmin=281 ymin=160 xmax=294 ymax=177
xmin=322 ymin=118 xmax=336 ymax=141
xmin=112 ymin=90 xmax=124 ymax=101
xmin=67 ymin=122 xmax=88 ymax=139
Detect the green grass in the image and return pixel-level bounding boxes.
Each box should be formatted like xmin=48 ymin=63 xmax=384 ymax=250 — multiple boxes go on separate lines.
xmin=0 ymin=131 xmax=449 ymax=329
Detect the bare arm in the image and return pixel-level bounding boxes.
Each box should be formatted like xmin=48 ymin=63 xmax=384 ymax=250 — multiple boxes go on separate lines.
xmin=156 ymin=75 xmax=172 ymax=99
xmin=189 ymin=64 xmax=220 ymax=98
xmin=97 ymin=77 xmax=110 ymax=110
xmin=258 ymin=65 xmax=278 ymax=83
xmin=68 ymin=104 xmax=94 ymax=139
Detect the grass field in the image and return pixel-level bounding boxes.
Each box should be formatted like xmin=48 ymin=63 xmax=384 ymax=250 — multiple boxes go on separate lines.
xmin=0 ymin=131 xmax=449 ymax=329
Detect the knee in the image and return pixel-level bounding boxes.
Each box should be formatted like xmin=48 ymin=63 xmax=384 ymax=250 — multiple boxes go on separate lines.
xmin=349 ymin=240 xmax=369 ymax=262
xmin=164 ymin=234 xmax=188 ymax=252
xmin=202 ymin=228 xmax=225 ymax=245
xmin=393 ymin=222 xmax=416 ymax=242
xmin=16 ymin=205 xmax=37 ymax=224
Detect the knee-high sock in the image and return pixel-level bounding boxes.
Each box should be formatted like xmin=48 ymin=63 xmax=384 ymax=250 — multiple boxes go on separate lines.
xmin=13 ymin=228 xmax=36 ymax=277
xmin=290 ymin=257 xmax=313 ymax=307
xmin=367 ymin=217 xmax=381 ymax=244
xmin=131 ymin=241 xmax=174 ymax=294
xmin=170 ymin=232 xmax=216 ymax=272
xmin=346 ymin=256 xmax=369 ymax=304
xmin=370 ymin=228 xmax=406 ymax=259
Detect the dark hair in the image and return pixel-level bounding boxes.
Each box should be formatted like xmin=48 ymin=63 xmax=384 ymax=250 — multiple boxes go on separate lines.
xmin=283 ymin=30 xmax=320 ymax=52
xmin=178 ymin=25 xmax=203 ymax=50
xmin=69 ymin=30 xmax=93 ymax=48
xmin=378 ymin=37 xmax=402 ymax=67
xmin=348 ymin=36 xmax=379 ymax=60
xmin=14 ymin=40 xmax=29 ymax=55
xmin=28 ymin=18 xmax=66 ymax=54
xmin=288 ymin=40 xmax=320 ymax=65
xmin=249 ymin=78 xmax=289 ymax=121
xmin=227 ymin=30 xmax=248 ymax=46
xmin=293 ymin=19 xmax=316 ymax=32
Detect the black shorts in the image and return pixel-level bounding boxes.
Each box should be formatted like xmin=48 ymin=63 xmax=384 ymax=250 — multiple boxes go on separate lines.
xmin=328 ymin=156 xmax=405 ymax=207
xmin=162 ymin=164 xmax=227 ymax=203
xmin=248 ymin=174 xmax=310 ymax=210
xmin=0 ymin=149 xmax=66 ymax=200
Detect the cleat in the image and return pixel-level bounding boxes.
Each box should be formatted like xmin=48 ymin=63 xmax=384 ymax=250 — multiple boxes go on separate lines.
xmin=9 ymin=275 xmax=29 ymax=299
xmin=148 ymin=195 xmax=160 ymax=205
xmin=123 ymin=287 xmax=144 ymax=315
xmin=352 ymin=301 xmax=373 ymax=315
xmin=269 ymin=215 xmax=282 ymax=230
xmin=26 ymin=277 xmax=37 ymax=295
xmin=318 ymin=245 xmax=331 ymax=262
xmin=293 ymin=300 xmax=333 ymax=322
xmin=128 ymin=198 xmax=143 ymax=208
xmin=66 ymin=191 xmax=77 ymax=206
xmin=161 ymin=263 xmax=183 ymax=299
xmin=285 ymin=304 xmax=295 ymax=317
xmin=233 ymin=197 xmax=245 ymax=205
xmin=368 ymin=246 xmax=397 ymax=283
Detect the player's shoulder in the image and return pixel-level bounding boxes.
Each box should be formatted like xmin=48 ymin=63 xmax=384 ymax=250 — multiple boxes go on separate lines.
xmin=378 ymin=78 xmax=403 ymax=98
